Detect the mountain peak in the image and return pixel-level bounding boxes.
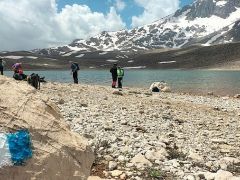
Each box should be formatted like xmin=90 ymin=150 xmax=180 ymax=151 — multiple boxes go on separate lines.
xmin=176 ymin=0 xmax=239 ymax=20
xmin=38 ymin=0 xmax=240 ymax=55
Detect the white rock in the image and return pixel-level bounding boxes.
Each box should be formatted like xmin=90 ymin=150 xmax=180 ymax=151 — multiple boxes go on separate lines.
xmin=120 ymin=173 xmax=127 ymax=180
xmin=204 ymin=172 xmax=216 ymax=180
xmin=110 ymin=170 xmax=123 ymax=177
xmin=161 ymin=86 xmax=171 ymax=92
xmin=185 ymin=175 xmax=195 ymax=180
xmin=118 ymin=155 xmax=126 ymax=162
xmin=131 ymin=153 xmax=152 ymax=168
xmin=229 ymin=177 xmax=240 ymax=180
xmin=215 ymin=170 xmax=233 ymax=180
xmin=145 ymin=148 xmax=168 ymax=162
xmin=109 ymin=161 xmax=118 ymax=171
xmin=87 ymin=176 xmax=104 ymax=180
xmin=105 ymin=155 xmax=113 ymax=161
xmin=188 ymin=151 xmax=204 ymax=163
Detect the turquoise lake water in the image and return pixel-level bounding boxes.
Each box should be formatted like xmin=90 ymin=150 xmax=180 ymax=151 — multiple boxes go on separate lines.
xmin=4 ymin=70 xmax=240 ymax=95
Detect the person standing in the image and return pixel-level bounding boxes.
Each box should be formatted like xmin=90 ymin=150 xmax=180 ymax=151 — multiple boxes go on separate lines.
xmin=117 ymin=66 xmax=124 ymax=89
xmin=0 ymin=58 xmax=6 ymax=75
xmin=110 ymin=63 xmax=118 ymax=88
xmin=70 ymin=62 xmax=80 ymax=84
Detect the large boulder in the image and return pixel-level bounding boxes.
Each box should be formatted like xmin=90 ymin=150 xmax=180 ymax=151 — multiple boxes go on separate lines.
xmin=149 ymin=82 xmax=171 ymax=93
xmin=0 ymin=76 xmax=94 ymax=180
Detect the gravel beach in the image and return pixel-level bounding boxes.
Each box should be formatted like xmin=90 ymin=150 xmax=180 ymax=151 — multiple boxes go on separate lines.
xmin=41 ymin=82 xmax=240 ymax=180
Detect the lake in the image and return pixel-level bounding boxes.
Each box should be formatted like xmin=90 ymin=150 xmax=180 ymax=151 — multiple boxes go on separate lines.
xmin=4 ymin=70 xmax=240 ymax=95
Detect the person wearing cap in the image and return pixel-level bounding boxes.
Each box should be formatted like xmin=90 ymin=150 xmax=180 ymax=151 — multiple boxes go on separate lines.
xmin=110 ymin=63 xmax=118 ymax=88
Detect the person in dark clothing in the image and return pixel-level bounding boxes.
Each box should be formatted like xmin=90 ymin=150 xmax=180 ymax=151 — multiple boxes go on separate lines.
xmin=70 ymin=62 xmax=79 ymax=84
xmin=117 ymin=66 xmax=124 ymax=89
xmin=0 ymin=58 xmax=5 ymax=75
xmin=110 ymin=63 xmax=118 ymax=88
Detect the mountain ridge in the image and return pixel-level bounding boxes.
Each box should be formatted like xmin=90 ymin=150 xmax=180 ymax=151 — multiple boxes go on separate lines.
xmin=34 ymin=0 xmax=240 ymax=57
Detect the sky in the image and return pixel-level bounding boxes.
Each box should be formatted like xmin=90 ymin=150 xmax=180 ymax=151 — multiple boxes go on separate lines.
xmin=0 ymin=0 xmax=194 ymax=51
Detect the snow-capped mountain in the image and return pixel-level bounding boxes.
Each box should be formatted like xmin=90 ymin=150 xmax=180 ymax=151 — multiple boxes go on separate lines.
xmin=37 ymin=0 xmax=240 ymax=56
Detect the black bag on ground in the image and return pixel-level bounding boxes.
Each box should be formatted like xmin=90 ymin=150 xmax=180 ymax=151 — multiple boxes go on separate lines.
xmin=152 ymin=87 xmax=160 ymax=92
xmin=27 ymin=73 xmax=40 ymax=89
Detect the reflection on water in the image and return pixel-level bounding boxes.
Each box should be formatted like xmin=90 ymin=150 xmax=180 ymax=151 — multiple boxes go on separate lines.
xmin=4 ymin=70 xmax=240 ymax=95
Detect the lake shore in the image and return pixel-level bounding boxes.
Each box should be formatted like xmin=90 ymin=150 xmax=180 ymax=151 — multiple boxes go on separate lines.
xmin=4 ymin=69 xmax=240 ymax=97
xmin=39 ymin=81 xmax=240 ymax=179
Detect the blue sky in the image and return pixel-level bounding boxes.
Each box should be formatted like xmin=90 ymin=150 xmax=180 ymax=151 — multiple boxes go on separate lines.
xmin=57 ymin=0 xmax=194 ymax=28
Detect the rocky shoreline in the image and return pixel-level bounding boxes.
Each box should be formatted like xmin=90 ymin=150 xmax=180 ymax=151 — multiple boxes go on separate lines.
xmin=41 ymin=82 xmax=240 ymax=180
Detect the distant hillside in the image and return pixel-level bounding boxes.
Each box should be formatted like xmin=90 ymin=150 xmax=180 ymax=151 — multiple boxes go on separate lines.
xmin=1 ymin=42 xmax=240 ymax=70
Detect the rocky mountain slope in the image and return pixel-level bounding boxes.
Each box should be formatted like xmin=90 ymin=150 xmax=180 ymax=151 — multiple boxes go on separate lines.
xmin=1 ymin=42 xmax=240 ymax=70
xmin=36 ymin=0 xmax=240 ymax=56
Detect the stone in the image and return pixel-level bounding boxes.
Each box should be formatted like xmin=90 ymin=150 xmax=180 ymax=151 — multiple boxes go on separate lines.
xmin=113 ymin=90 xmax=123 ymax=96
xmin=131 ymin=153 xmax=152 ymax=168
xmin=185 ymin=175 xmax=195 ymax=180
xmin=145 ymin=148 xmax=168 ymax=162
xmin=215 ymin=170 xmax=233 ymax=180
xmin=229 ymin=177 xmax=240 ymax=180
xmin=120 ymin=173 xmax=127 ymax=180
xmin=188 ymin=151 xmax=204 ymax=163
xmin=208 ymin=92 xmax=214 ymax=96
xmin=234 ymin=94 xmax=240 ymax=98
xmin=203 ymin=172 xmax=216 ymax=180
xmin=150 ymin=82 xmax=171 ymax=92
xmin=58 ymin=99 xmax=65 ymax=104
xmin=88 ymin=176 xmax=103 ymax=180
xmin=110 ymin=170 xmax=123 ymax=177
xmin=109 ymin=161 xmax=118 ymax=171
xmin=118 ymin=155 xmax=126 ymax=162
xmin=211 ymin=139 xmax=227 ymax=144
xmin=105 ymin=155 xmax=113 ymax=161
xmin=161 ymin=86 xmax=171 ymax=92
xmin=218 ymin=157 xmax=240 ymax=170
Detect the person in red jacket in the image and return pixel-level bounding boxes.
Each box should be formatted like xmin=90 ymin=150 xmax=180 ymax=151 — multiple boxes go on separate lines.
xmin=12 ymin=63 xmax=27 ymax=80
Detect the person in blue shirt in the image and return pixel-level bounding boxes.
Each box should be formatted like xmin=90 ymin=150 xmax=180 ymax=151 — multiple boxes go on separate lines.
xmin=70 ymin=62 xmax=80 ymax=84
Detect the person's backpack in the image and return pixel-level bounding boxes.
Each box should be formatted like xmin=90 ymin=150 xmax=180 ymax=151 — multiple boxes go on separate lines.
xmin=27 ymin=73 xmax=40 ymax=89
xmin=13 ymin=73 xmax=23 ymax=80
xmin=117 ymin=68 xmax=124 ymax=77
xmin=74 ymin=63 xmax=80 ymax=71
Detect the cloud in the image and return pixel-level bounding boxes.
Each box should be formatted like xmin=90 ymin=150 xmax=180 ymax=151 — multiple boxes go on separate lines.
xmin=0 ymin=0 xmax=125 ymax=51
xmin=132 ymin=0 xmax=180 ymax=27
xmin=114 ymin=0 xmax=126 ymax=11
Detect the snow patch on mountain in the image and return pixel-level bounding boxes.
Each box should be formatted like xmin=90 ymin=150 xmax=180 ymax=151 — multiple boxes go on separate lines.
xmin=106 ymin=59 xmax=118 ymax=62
xmin=76 ymin=54 xmax=85 ymax=58
xmin=4 ymin=56 xmax=24 ymax=59
xmin=215 ymin=0 xmax=227 ymax=7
